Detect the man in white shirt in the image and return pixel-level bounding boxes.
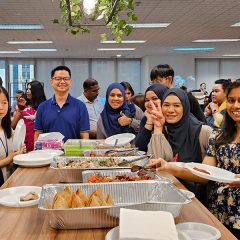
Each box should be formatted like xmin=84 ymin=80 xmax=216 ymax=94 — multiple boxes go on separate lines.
xmin=78 ymin=78 xmax=104 ymax=139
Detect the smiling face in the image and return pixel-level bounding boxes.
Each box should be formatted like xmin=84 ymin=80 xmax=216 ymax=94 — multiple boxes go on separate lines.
xmin=162 ymin=95 xmax=183 ymax=124
xmin=226 ymin=87 xmax=240 ymax=123
xmin=0 ymin=92 xmax=8 ymax=121
xmin=50 ymin=70 xmax=72 ymax=94
xmin=144 ymin=91 xmax=160 ymax=112
xmin=108 ymin=88 xmax=124 ymax=109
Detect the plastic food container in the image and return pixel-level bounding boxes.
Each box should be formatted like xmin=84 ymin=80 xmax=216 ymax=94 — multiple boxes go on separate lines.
xmin=38 ymin=181 xmax=190 ymax=229
xmin=63 ymin=139 xmax=100 ymax=156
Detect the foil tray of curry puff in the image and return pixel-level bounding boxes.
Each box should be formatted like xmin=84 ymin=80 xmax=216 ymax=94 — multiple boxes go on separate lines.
xmin=50 ymin=156 xmax=148 ymax=183
xmin=38 ymin=181 xmax=190 ymax=229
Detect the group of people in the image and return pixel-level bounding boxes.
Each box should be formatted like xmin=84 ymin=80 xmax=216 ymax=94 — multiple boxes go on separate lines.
xmin=0 ymin=63 xmax=240 ymax=238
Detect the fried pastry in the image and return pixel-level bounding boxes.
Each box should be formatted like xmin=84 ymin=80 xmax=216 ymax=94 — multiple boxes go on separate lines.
xmin=71 ymin=192 xmax=85 ymax=208
xmin=52 ymin=194 xmax=69 ymax=209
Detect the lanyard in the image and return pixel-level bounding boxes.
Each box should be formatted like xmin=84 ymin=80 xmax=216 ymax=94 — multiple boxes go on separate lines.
xmin=0 ymin=131 xmax=8 ymax=157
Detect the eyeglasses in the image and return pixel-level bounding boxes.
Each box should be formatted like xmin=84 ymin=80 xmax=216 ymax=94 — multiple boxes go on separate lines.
xmin=52 ymin=77 xmax=71 ymax=81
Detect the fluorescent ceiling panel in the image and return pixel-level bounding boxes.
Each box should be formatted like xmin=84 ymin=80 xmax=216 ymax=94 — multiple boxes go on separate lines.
xmin=8 ymin=41 xmax=53 ymax=44
xmin=0 ymin=24 xmax=44 ymax=29
xmin=101 ymin=40 xmax=146 ymax=43
xmin=18 ymin=48 xmax=57 ymax=52
xmin=129 ymin=23 xmax=170 ymax=28
xmin=0 ymin=51 xmax=21 ymax=54
xmin=97 ymin=48 xmax=135 ymax=51
xmin=193 ymin=39 xmax=240 ymax=42
xmin=174 ymin=48 xmax=214 ymax=51
xmin=222 ymin=54 xmax=240 ymax=57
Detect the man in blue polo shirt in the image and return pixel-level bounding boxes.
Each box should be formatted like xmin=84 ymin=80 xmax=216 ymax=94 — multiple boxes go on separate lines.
xmin=34 ymin=65 xmax=90 ymax=141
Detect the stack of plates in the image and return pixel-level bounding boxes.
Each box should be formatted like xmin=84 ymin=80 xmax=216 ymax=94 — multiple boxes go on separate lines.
xmin=13 ymin=150 xmax=63 ymax=167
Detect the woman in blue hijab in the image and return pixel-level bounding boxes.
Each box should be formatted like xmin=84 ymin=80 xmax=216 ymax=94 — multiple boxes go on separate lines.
xmin=97 ymin=83 xmax=134 ymax=139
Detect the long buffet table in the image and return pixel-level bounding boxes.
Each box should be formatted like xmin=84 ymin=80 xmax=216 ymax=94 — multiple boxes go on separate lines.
xmin=0 ymin=167 xmax=237 ymax=240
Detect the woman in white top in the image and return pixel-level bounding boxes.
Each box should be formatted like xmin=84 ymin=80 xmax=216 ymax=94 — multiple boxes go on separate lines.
xmin=0 ymin=86 xmax=25 ymax=185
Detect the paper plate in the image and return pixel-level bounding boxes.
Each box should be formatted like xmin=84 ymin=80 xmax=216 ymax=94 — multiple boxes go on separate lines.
xmin=105 ymin=133 xmax=135 ymax=146
xmin=168 ymin=162 xmax=186 ymax=168
xmin=23 ymin=115 xmax=35 ymax=120
xmin=13 ymin=152 xmax=53 ymax=167
xmin=180 ymin=189 xmax=195 ymax=199
xmin=176 ymin=222 xmax=221 ymax=240
xmin=105 ymin=226 xmax=191 ymax=240
xmin=0 ymin=186 xmax=42 ymax=207
xmin=185 ymin=163 xmax=236 ymax=183
xmin=13 ymin=119 xmax=26 ymax=151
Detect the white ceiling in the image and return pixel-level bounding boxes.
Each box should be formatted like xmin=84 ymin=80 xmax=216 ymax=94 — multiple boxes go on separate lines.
xmin=0 ymin=0 xmax=240 ymax=59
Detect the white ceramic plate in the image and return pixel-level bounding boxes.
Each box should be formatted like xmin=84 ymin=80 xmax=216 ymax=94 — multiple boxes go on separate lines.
xmin=185 ymin=163 xmax=236 ymax=183
xmin=13 ymin=119 xmax=26 ymax=151
xmin=176 ymin=222 xmax=221 ymax=240
xmin=180 ymin=189 xmax=195 ymax=199
xmin=30 ymin=149 xmax=64 ymax=157
xmin=168 ymin=162 xmax=186 ymax=168
xmin=0 ymin=186 xmax=42 ymax=207
xmin=13 ymin=153 xmax=53 ymax=167
xmin=105 ymin=133 xmax=136 ymax=146
xmin=105 ymin=226 xmax=191 ymax=240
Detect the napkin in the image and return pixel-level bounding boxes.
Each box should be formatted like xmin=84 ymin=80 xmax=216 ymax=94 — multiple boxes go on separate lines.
xmin=119 ymin=208 xmax=178 ymax=240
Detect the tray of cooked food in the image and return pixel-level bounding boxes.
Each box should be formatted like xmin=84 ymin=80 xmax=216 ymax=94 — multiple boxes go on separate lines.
xmin=38 ymin=181 xmax=190 ymax=229
xmin=83 ymin=148 xmax=145 ymax=157
xmin=82 ymin=169 xmax=158 ymax=183
xmin=50 ymin=156 xmax=148 ymax=182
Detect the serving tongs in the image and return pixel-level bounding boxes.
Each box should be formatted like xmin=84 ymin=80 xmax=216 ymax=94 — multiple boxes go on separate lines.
xmin=104 ymin=148 xmax=138 ymax=157
xmin=117 ymin=155 xmax=150 ymax=167
xmin=131 ymin=164 xmax=173 ymax=183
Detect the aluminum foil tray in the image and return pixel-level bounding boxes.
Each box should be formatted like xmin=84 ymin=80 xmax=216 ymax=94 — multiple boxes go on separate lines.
xmin=82 ymin=169 xmax=160 ymax=183
xmin=83 ymin=148 xmax=144 ymax=157
xmin=50 ymin=156 xmax=148 ymax=183
xmin=38 ymin=181 xmax=190 ymax=229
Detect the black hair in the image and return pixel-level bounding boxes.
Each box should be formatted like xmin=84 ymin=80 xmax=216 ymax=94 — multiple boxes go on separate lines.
xmin=83 ymin=78 xmax=98 ymax=90
xmin=180 ymin=85 xmax=187 ymax=91
xmin=51 ymin=65 xmax=71 ymax=78
xmin=200 ymin=83 xmax=206 ymax=87
xmin=150 ymin=64 xmax=174 ymax=81
xmin=215 ymin=81 xmax=240 ymax=146
xmin=120 ymin=82 xmax=135 ymax=96
xmin=26 ymin=81 xmax=46 ymax=110
xmin=16 ymin=90 xmax=24 ymax=95
xmin=214 ymin=79 xmax=231 ymax=92
xmin=0 ymin=86 xmax=11 ymax=138
xmin=0 ymin=76 xmax=3 ymax=87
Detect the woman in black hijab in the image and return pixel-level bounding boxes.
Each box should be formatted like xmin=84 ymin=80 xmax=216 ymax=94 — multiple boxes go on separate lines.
xmin=135 ymin=84 xmax=168 ymax=151
xmin=147 ymin=88 xmax=212 ymax=203
xmin=147 ymin=88 xmax=211 ymax=162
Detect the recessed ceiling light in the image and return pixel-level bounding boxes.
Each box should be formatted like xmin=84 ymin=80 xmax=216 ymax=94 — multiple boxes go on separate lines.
xmin=129 ymin=23 xmax=170 ymax=28
xmin=97 ymin=48 xmax=135 ymax=51
xmin=174 ymin=48 xmax=214 ymax=51
xmin=0 ymin=51 xmax=21 ymax=54
xmin=193 ymin=39 xmax=240 ymax=42
xmin=18 ymin=48 xmax=57 ymax=52
xmin=231 ymin=22 xmax=240 ymax=27
xmin=0 ymin=24 xmax=44 ymax=29
xmin=222 ymin=54 xmax=240 ymax=57
xmin=116 ymin=54 xmax=122 ymax=57
xmin=8 ymin=41 xmax=53 ymax=44
xmin=101 ymin=40 xmax=146 ymax=43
